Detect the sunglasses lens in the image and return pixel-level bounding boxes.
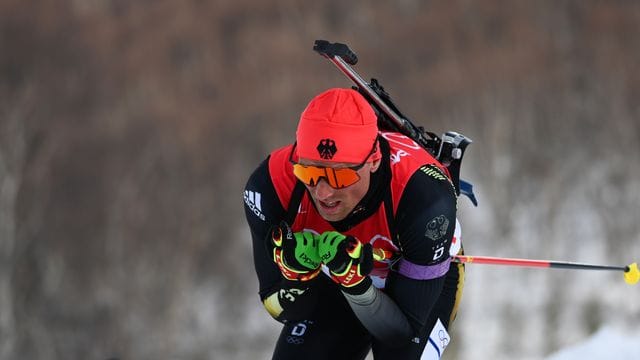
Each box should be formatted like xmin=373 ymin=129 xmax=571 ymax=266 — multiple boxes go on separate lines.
xmin=331 ymin=168 xmax=361 ymax=188
xmin=292 ymin=165 xmax=322 ymax=186
xmin=292 ymin=164 xmax=361 ymax=189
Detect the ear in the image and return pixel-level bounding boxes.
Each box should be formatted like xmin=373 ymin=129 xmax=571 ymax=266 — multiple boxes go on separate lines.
xmin=370 ymin=159 xmax=381 ymax=173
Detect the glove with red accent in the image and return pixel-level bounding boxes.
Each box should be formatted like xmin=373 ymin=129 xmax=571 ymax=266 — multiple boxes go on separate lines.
xmin=269 ymin=221 xmax=322 ymax=282
xmin=317 ymin=231 xmax=373 ymax=295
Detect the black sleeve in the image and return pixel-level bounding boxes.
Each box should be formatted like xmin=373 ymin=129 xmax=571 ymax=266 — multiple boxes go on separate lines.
xmin=395 ymin=165 xmax=457 ymax=266
xmin=243 ymin=157 xmax=318 ymax=323
xmin=341 ymin=165 xmax=457 ymax=345
xmin=243 ymin=157 xmax=284 ymax=299
xmin=385 ymin=165 xmax=457 ymax=336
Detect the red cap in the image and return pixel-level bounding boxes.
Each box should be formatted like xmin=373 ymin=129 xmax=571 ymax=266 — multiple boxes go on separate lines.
xmin=296 ymin=88 xmax=379 ymax=164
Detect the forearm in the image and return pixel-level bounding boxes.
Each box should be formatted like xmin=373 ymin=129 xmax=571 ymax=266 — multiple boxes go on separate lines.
xmin=343 ymin=273 xmax=445 ymax=346
xmin=342 ymin=284 xmax=413 ymax=344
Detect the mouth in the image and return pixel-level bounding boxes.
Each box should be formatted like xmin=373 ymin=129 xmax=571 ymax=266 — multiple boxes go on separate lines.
xmin=318 ymin=200 xmax=341 ymax=213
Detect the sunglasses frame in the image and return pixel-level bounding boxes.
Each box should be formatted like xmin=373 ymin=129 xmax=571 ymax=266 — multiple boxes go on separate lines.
xmin=289 ymin=137 xmax=379 ymax=189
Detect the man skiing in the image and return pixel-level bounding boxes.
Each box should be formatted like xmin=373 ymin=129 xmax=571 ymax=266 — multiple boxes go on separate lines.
xmin=243 ymin=87 xmax=464 ymax=359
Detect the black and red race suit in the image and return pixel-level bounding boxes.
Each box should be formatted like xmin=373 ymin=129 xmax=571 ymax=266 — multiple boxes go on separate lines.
xmin=244 ymin=132 xmax=464 ymax=360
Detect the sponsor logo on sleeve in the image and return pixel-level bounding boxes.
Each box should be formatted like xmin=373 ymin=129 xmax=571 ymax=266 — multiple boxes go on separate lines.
xmin=425 ymin=215 xmax=449 ymax=241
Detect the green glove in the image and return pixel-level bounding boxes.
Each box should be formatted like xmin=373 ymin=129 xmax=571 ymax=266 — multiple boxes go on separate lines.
xmin=270 ymin=221 xmax=322 ymax=281
xmin=318 ymin=231 xmax=373 ymax=294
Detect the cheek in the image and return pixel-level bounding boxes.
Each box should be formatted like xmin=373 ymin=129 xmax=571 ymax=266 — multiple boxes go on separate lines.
xmin=346 ymin=174 xmax=370 ymax=200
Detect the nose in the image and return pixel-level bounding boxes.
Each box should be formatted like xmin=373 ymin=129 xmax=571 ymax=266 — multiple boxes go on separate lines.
xmin=312 ymin=179 xmax=335 ymax=200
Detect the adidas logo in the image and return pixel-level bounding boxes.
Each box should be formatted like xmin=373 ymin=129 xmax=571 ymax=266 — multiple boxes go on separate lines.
xmin=244 ymin=190 xmax=266 ymax=221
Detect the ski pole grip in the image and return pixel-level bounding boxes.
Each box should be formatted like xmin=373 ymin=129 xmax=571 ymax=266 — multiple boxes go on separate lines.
xmin=313 ymin=40 xmax=358 ymax=65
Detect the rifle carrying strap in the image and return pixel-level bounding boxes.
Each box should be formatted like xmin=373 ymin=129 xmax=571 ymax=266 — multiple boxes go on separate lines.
xmin=379 ymin=137 xmax=399 ymax=247
xmin=285 ymin=180 xmax=306 ymax=225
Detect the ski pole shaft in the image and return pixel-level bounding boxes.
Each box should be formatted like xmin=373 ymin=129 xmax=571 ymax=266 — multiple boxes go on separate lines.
xmin=452 ymin=255 xmax=627 ymax=271
xmin=372 ymin=249 xmax=639 ymax=285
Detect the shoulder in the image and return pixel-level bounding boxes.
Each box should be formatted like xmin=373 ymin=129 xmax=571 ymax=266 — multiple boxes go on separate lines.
xmin=394 ymin=166 xmax=457 ymax=265
xmin=265 ymin=144 xmax=297 ymax=210
xmin=244 ymin=146 xmax=297 ymax=224
xmin=267 ymin=144 xmax=295 ymax=183
xmin=380 ymin=132 xmax=451 ymax=213
xmin=399 ymin=166 xmax=457 ymax=215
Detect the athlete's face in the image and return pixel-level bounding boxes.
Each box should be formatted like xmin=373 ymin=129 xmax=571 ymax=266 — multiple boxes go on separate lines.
xmin=298 ymin=158 xmax=381 ymax=222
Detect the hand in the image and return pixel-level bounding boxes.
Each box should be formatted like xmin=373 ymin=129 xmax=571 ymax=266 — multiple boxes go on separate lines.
xmin=318 ymin=231 xmax=373 ymax=294
xmin=270 ymin=221 xmax=322 ymax=282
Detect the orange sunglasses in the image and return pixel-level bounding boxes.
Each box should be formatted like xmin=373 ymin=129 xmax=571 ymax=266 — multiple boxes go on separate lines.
xmin=289 ymin=139 xmax=378 ymax=189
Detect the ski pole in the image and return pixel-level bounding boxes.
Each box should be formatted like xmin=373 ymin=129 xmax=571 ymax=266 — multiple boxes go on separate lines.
xmin=371 ymin=249 xmax=639 ymax=285
xmin=453 ymin=255 xmax=639 ymax=285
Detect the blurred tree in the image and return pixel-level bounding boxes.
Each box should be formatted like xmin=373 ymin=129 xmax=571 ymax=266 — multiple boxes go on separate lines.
xmin=1 ymin=0 xmax=639 ymax=359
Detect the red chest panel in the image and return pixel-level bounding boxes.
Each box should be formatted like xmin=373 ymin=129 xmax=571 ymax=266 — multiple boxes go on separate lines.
xmin=291 ymin=192 xmax=398 ymax=279
xmin=268 ymin=132 xmax=449 ymax=286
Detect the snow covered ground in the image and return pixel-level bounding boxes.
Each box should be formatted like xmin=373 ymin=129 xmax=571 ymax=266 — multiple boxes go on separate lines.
xmin=546 ymin=325 xmax=640 ymax=360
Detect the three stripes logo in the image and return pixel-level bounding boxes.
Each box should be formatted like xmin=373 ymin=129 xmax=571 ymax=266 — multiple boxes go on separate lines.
xmin=244 ymin=190 xmax=265 ymax=221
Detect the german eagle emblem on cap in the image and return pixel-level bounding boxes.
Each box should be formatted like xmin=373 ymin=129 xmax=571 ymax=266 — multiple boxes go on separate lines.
xmin=317 ymin=139 xmax=337 ymax=159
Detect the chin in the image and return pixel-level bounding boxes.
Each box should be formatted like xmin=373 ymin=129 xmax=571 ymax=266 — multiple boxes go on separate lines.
xmin=319 ymin=210 xmax=348 ymax=222
xmin=320 ymin=213 xmax=343 ymax=222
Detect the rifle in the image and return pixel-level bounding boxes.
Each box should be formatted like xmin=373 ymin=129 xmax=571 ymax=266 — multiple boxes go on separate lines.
xmin=313 ymin=40 xmax=477 ymax=206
